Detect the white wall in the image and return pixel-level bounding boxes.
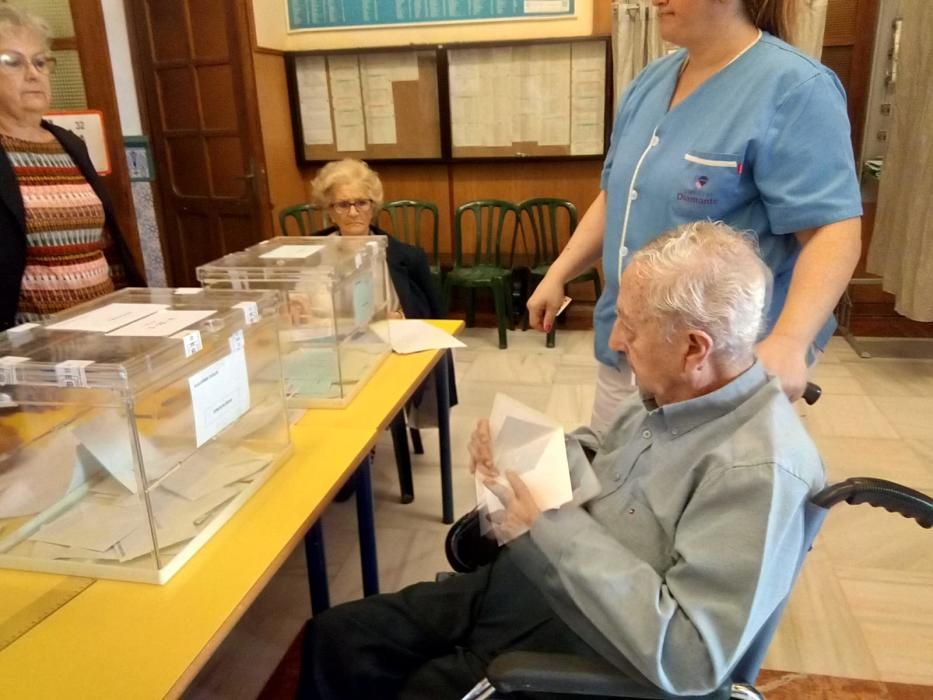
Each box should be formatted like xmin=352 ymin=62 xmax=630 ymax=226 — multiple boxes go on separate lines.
xmin=101 ymin=0 xmax=142 ymax=135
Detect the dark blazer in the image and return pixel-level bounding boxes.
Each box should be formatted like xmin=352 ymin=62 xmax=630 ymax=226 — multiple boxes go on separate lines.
xmin=0 ymin=121 xmax=143 ymax=331
xmin=314 ymin=224 xmax=457 ymax=406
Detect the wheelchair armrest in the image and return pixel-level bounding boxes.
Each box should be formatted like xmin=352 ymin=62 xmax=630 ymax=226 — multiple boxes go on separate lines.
xmin=445 ymin=507 xmax=501 ymax=573
xmin=486 ymin=652 xmax=731 ymax=699
xmin=812 ymin=477 xmax=933 ymax=529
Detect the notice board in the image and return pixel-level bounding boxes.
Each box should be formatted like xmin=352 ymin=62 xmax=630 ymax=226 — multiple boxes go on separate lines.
xmin=448 ymin=38 xmax=609 ymax=158
xmin=286 ymin=49 xmax=443 ymax=162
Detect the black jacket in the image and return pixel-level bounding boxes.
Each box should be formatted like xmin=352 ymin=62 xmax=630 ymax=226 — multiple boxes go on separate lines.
xmin=315 ymin=224 xmax=457 ymax=406
xmin=0 ymin=121 xmax=143 ymax=331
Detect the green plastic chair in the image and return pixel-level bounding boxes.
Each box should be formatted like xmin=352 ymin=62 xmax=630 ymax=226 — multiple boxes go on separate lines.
xmin=380 ymin=200 xmax=441 ymax=283
xmin=444 ymin=200 xmax=520 ymax=349
xmin=519 ymin=197 xmax=602 ymax=348
xmin=279 ymin=204 xmax=328 ymax=236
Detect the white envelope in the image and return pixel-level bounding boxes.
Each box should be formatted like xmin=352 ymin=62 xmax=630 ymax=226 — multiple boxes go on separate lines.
xmin=476 ymin=394 xmax=573 ymax=542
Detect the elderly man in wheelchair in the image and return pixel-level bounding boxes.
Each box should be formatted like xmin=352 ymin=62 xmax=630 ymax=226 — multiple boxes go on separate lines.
xmin=297 ymin=222 xmax=930 ymax=700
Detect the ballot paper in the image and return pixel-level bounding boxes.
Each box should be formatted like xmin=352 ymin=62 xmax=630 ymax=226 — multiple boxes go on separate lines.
xmin=73 ymin=412 xmax=191 ymax=494
xmin=476 ymin=394 xmax=573 ymax=543
xmin=30 ymin=498 xmax=142 ymax=551
xmin=113 ymin=484 xmax=242 ymax=561
xmin=370 ymin=320 xmax=466 ymax=355
xmin=159 ymin=444 xmax=269 ymax=501
xmin=0 ymin=429 xmax=81 ymax=518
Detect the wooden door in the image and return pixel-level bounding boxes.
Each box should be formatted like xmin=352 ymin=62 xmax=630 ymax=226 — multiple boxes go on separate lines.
xmin=127 ymin=0 xmax=271 ymax=285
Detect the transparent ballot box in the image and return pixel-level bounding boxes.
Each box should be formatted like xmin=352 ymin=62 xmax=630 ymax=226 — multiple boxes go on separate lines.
xmin=197 ymin=236 xmax=391 ymax=408
xmin=0 ymin=288 xmax=292 ymax=584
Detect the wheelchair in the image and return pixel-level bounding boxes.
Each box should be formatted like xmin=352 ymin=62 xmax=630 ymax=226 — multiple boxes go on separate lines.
xmin=445 ymin=383 xmax=933 ymax=700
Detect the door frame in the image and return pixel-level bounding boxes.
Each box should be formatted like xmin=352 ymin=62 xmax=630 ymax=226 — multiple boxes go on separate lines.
xmin=123 ymin=0 xmax=272 ymax=286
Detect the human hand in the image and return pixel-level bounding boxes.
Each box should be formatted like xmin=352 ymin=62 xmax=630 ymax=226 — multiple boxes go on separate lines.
xmin=484 ymin=472 xmax=542 ymax=542
xmin=756 ymin=333 xmax=809 ymax=401
xmin=468 ymin=418 xmax=498 ymax=480
xmin=527 ymin=276 xmax=566 ymax=334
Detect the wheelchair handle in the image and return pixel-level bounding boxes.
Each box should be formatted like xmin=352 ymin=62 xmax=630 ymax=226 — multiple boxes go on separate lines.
xmin=802 ymin=382 xmax=821 ymax=405
xmin=812 ymin=477 xmax=933 ymax=529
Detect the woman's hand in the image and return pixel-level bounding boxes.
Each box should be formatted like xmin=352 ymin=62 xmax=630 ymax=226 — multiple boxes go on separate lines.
xmin=468 ymin=419 xmax=498 ymax=480
xmin=756 ymin=333 xmax=809 ymax=401
xmin=527 ymin=276 xmax=566 ymax=333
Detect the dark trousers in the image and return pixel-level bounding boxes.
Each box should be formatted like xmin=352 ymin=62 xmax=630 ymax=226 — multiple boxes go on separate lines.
xmin=298 ymin=551 xmax=603 ymax=699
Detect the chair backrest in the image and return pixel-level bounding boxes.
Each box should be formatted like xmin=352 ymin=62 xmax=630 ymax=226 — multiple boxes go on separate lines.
xmin=453 ymin=200 xmax=520 ymax=269
xmin=380 ymin=199 xmax=440 ymax=265
xmin=518 ymin=198 xmax=578 ymax=268
xmin=279 ymin=204 xmax=328 ymax=237
xmin=731 ymin=476 xmax=932 ymax=684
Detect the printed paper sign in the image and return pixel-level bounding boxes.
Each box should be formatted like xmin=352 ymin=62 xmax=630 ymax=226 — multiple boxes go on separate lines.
xmin=107 ymin=310 xmax=217 ymax=337
xmin=258 ymin=245 xmax=325 ymax=259
xmin=46 ymin=303 xmax=168 ymax=333
xmin=188 ymin=349 xmax=251 ymax=447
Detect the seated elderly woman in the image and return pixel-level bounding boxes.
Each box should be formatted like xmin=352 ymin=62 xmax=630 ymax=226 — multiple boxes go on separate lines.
xmin=310 ymin=157 xmax=456 ymax=429
xmin=0 ymin=6 xmax=141 ymax=331
xmin=311 ymin=158 xmax=440 ymax=321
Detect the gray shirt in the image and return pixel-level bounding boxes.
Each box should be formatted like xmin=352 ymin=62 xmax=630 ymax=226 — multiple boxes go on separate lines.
xmin=509 ymin=361 xmax=824 ymax=695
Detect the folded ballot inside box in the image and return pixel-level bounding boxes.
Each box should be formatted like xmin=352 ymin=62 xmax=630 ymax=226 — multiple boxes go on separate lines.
xmin=197 ymin=236 xmax=392 ymax=408
xmin=0 ymin=288 xmax=292 ymax=584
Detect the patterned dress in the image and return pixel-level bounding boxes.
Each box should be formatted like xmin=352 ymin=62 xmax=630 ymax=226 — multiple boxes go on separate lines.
xmin=3 ymin=134 xmax=116 ymax=323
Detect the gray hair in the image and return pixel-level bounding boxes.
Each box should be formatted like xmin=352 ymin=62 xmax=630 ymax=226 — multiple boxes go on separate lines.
xmin=628 ymin=221 xmax=772 ymax=363
xmin=0 ymin=5 xmax=52 ymax=50
xmin=310 ymin=159 xmax=384 ymax=211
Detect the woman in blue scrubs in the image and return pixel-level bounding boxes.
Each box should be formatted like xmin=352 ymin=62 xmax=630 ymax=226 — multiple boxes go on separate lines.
xmin=527 ymin=0 xmax=862 ymax=433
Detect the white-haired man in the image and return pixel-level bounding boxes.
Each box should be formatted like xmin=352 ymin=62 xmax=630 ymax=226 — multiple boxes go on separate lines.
xmin=299 ymin=222 xmax=825 ymax=699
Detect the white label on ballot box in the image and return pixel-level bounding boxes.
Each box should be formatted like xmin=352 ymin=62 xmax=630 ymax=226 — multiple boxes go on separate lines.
xmin=55 ymin=360 xmax=94 ymax=387
xmin=258 ymin=245 xmax=325 ymax=259
xmin=107 ymin=309 xmax=216 ymax=337
xmin=234 ymin=301 xmax=260 ymax=325
xmin=46 ymin=303 xmax=168 ymax=333
xmin=0 ymin=356 xmax=29 ymax=385
xmin=172 ymin=330 xmax=203 ymax=357
xmin=353 ymin=276 xmax=374 ymax=326
xmin=188 ymin=348 xmax=251 ymax=447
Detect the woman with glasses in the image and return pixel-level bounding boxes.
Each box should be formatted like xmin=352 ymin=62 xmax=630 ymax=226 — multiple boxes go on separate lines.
xmin=310 ymin=158 xmax=456 ymax=427
xmin=0 ymin=6 xmax=141 ymax=331
xmin=310 ymin=158 xmax=443 ymax=322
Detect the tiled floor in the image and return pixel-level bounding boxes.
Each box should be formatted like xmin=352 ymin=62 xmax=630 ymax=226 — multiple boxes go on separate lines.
xmin=183 ymin=330 xmax=933 ymax=699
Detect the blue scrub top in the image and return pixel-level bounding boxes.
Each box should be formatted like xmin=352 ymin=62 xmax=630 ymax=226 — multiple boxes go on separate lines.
xmin=595 ymin=33 xmax=862 ymax=369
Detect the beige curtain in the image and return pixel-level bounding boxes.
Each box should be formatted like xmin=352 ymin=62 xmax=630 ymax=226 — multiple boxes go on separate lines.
xmin=867 ymin=0 xmax=933 ymax=321
xmin=611 ymin=1 xmax=669 ymax=114
xmin=793 ymin=0 xmax=829 ymax=59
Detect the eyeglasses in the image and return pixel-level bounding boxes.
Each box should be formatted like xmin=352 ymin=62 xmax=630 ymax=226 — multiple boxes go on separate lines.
xmin=330 ymin=199 xmax=373 ymax=215
xmin=0 ymin=51 xmax=57 ymax=75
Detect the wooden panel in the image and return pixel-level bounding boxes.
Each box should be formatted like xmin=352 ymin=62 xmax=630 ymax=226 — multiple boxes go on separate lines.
xmin=821 ymin=46 xmax=853 ymax=91
xmin=373 ymin=163 xmax=453 ymax=253
xmin=70 ymin=0 xmax=144 ymax=279
xmin=824 ymin=0 xmax=859 ymax=46
xmin=253 ymin=52 xmax=307 ymax=234
xmin=593 ymin=0 xmax=613 ymax=35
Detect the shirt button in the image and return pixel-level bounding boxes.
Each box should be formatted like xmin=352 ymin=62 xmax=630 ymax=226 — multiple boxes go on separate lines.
xmin=630 ymin=189 xmax=638 ymax=201
xmin=642 ymin=429 xmax=652 ymax=439
xmin=651 ymin=135 xmax=660 ymax=147
xmin=671 ymin=428 xmax=679 ymax=436
xmin=619 ymin=246 xmax=629 ymax=257
xmin=628 ymin=508 xmax=636 ymax=515
xmin=613 ymin=472 xmax=621 ymax=481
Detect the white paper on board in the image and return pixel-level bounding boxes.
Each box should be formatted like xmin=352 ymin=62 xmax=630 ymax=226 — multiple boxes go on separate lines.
xmin=258 ymin=245 xmax=325 ymax=260
xmin=46 ymin=303 xmax=168 ymax=333
xmin=369 ymin=320 xmax=465 ymax=355
xmin=106 ymin=310 xmax=217 ymax=337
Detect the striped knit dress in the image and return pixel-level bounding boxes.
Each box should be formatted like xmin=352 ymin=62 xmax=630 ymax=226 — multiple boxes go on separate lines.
xmin=3 ymin=133 xmax=116 ymax=323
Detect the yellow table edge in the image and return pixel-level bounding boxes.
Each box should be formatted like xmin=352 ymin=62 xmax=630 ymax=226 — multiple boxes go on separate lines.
xmin=0 ymin=318 xmax=464 ymax=699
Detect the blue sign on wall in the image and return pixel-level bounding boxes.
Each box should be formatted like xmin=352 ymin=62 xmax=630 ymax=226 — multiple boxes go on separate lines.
xmin=287 ymin=0 xmax=574 ymax=31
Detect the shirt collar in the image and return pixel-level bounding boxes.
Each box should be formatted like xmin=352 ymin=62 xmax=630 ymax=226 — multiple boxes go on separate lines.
xmin=647 ymin=361 xmax=769 ymax=438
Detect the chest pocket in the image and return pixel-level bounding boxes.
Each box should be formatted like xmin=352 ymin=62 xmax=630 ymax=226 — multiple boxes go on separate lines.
xmin=671 ymin=150 xmax=743 ymax=219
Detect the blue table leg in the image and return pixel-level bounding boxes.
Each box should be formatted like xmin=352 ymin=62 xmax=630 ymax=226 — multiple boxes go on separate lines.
xmin=356 ymin=455 xmax=380 ymax=596
xmin=304 ymin=520 xmax=330 ymax=615
xmin=435 ymin=352 xmax=454 ymax=524
xmin=389 ymin=411 xmax=415 ymax=504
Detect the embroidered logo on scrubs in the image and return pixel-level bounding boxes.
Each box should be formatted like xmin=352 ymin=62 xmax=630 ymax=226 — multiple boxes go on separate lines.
xmin=694 ymin=175 xmax=709 ymax=189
